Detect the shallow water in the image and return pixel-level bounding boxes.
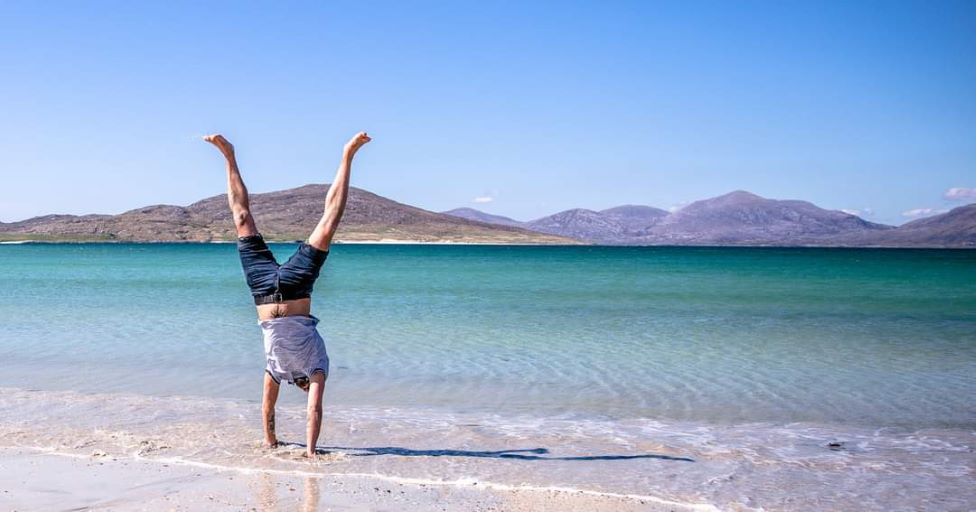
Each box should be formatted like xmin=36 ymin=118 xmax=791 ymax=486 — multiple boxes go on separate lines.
xmin=1 ymin=243 xmax=974 ymax=509
xmin=2 ymin=243 xmax=974 ymax=425
xmin=1 ymin=387 xmax=972 ymax=511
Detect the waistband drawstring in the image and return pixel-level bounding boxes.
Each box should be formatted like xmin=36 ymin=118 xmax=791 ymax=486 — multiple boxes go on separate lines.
xmin=273 ymin=271 xmax=283 ymax=303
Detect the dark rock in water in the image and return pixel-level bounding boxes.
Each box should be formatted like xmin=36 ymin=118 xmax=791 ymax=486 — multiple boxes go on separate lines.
xmin=827 ymin=441 xmax=845 ymax=450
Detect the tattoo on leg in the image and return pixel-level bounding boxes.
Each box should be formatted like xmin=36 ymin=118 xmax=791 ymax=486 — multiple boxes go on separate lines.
xmin=267 ymin=411 xmax=276 ymax=434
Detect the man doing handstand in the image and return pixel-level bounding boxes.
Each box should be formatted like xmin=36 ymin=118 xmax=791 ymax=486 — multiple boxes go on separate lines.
xmin=204 ymin=131 xmax=371 ymax=458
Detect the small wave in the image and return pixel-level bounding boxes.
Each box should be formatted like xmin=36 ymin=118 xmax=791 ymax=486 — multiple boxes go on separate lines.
xmin=21 ymin=446 xmax=720 ymax=512
xmin=3 ymin=387 xmax=974 ymax=511
xmin=158 ymin=458 xmax=722 ymax=512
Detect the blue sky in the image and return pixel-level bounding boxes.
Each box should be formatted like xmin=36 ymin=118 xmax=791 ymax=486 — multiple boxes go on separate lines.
xmin=0 ymin=1 xmax=973 ymax=225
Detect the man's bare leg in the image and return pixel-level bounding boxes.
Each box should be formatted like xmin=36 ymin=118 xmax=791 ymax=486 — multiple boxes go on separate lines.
xmin=303 ymin=372 xmax=326 ymax=458
xmin=306 ymin=132 xmax=371 ymax=251
xmin=203 ymin=134 xmax=258 ymax=238
xmin=262 ymin=372 xmax=280 ymax=448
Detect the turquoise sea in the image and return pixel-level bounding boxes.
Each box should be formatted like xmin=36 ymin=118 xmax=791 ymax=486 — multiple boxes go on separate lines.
xmin=1 ymin=243 xmax=974 ymax=510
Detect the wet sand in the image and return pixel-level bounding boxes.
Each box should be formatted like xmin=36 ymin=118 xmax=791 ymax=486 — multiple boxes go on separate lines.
xmin=1 ymin=386 xmax=974 ymax=511
xmin=0 ymin=448 xmax=698 ymax=512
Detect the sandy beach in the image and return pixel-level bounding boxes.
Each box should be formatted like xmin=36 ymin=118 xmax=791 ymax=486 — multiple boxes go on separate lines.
xmin=0 ymin=388 xmax=721 ymax=512
xmin=3 ymin=0 xmax=974 ymax=507
xmin=2 ymin=387 xmax=974 ymax=511
xmin=1 ymin=447 xmax=692 ymax=512
xmin=2 ymin=245 xmax=974 ymax=510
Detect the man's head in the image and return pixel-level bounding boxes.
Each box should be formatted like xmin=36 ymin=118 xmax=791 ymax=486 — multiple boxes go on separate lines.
xmin=294 ymin=375 xmax=310 ymax=392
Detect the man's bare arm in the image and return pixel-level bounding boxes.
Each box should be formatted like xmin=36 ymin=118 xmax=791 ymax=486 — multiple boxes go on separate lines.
xmin=304 ymin=372 xmax=326 ymax=458
xmin=307 ymin=132 xmax=371 ymax=251
xmin=262 ymin=373 xmax=280 ymax=448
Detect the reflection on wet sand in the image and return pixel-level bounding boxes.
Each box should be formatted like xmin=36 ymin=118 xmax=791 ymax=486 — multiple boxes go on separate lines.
xmin=253 ymin=472 xmax=321 ymax=511
xmin=303 ymin=476 xmax=320 ymax=512
xmin=258 ymin=472 xmax=276 ymax=511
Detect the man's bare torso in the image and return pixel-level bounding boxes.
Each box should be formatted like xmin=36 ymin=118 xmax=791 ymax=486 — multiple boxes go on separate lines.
xmin=257 ymin=298 xmax=311 ymax=320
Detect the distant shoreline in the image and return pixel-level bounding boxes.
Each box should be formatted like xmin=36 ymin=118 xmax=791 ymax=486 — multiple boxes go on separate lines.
xmin=0 ymin=238 xmax=580 ymax=247
xmin=4 ymin=185 xmax=972 ymax=247
xmin=1 ymin=239 xmax=972 ymax=249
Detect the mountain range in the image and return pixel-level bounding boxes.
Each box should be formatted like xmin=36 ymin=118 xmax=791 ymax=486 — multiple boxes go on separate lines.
xmin=444 ymin=190 xmax=976 ymax=248
xmin=0 ymin=185 xmax=576 ymax=244
xmin=1 ymin=186 xmax=973 ymax=247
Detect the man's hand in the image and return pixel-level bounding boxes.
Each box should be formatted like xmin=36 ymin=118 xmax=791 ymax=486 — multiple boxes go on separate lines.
xmin=343 ymin=132 xmax=371 ymax=156
xmin=203 ymin=134 xmax=235 ymax=157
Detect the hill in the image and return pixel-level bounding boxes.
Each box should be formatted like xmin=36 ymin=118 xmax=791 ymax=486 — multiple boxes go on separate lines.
xmin=443 ymin=204 xmax=670 ymax=244
xmin=0 ymin=185 xmax=578 ymax=244
xmin=440 ymin=208 xmax=525 ymax=228
xmin=639 ymin=191 xmax=893 ymax=245
xmin=832 ymin=203 xmax=976 ymax=248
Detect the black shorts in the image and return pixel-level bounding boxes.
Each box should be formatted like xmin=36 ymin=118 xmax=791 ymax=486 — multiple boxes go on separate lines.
xmin=237 ymin=234 xmax=329 ymax=301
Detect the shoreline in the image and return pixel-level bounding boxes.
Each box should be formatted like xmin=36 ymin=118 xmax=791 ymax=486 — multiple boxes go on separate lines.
xmin=1 ymin=386 xmax=973 ymax=511
xmin=0 ymin=239 xmax=580 ymax=246
xmin=0 ymin=447 xmax=710 ymax=512
xmin=1 ymin=238 xmax=973 ymax=249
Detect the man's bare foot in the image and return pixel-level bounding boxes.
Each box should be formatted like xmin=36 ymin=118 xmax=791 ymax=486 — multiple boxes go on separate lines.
xmin=302 ymin=451 xmax=317 ymax=460
xmin=263 ymin=439 xmax=279 ymax=449
xmin=203 ymin=134 xmax=235 ymax=157
xmin=343 ymin=131 xmax=371 ymax=156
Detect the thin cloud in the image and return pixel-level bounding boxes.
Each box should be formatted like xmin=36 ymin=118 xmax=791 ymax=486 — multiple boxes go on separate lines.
xmin=840 ymin=207 xmax=873 ymax=218
xmin=902 ymin=207 xmax=947 ymax=219
xmin=473 ymin=196 xmax=494 ymax=204
xmin=668 ymin=201 xmax=690 ymax=213
xmin=944 ymin=187 xmax=976 ymax=201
